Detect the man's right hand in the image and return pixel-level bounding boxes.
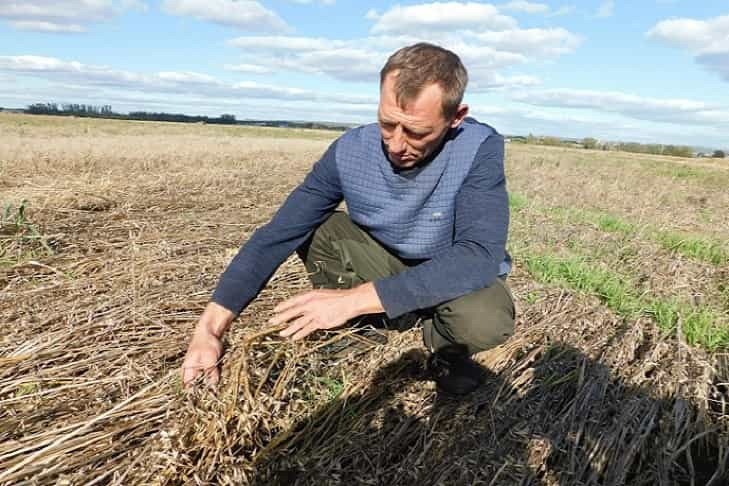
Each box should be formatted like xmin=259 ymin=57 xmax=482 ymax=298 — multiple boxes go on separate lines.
xmin=181 ymin=302 xmax=234 ymax=387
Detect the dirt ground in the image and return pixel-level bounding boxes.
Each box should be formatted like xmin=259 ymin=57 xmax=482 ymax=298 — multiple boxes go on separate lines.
xmin=1 ymin=113 xmax=727 ymax=485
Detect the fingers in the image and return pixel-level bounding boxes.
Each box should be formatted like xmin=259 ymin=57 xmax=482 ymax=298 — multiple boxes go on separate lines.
xmin=273 ymin=292 xmax=312 ymax=314
xmin=182 ymin=362 xmax=220 ymax=388
xmin=280 ymin=314 xmax=314 ymax=339
xmin=203 ymin=367 xmax=220 ymax=387
xmin=182 ymin=366 xmax=200 ymax=388
xmin=272 ymin=289 xmax=338 ymax=314
xmin=291 ymin=322 xmax=319 ymax=341
xmin=269 ymin=304 xmax=306 ymax=326
xmin=181 ymin=344 xmax=222 ymax=389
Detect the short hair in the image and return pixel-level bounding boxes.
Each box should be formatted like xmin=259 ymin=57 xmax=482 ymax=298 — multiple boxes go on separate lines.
xmin=380 ymin=42 xmax=468 ymax=119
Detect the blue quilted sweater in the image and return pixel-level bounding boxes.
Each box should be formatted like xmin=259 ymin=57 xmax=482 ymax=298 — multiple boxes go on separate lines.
xmin=212 ymin=117 xmax=511 ymax=318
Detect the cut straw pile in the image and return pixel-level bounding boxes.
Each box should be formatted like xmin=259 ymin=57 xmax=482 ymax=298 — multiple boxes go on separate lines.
xmin=2 ymin=258 xmax=727 ymax=484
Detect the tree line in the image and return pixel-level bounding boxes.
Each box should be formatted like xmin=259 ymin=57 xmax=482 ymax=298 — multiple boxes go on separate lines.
xmin=24 ymin=103 xmax=238 ymax=125
xmin=12 ymin=104 xmax=728 ymax=156
xmin=21 ymin=103 xmax=351 ymax=130
xmin=518 ymin=134 xmax=725 ymax=158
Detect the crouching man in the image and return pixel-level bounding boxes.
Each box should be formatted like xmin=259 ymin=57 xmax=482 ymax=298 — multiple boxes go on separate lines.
xmin=182 ymin=42 xmax=515 ymax=395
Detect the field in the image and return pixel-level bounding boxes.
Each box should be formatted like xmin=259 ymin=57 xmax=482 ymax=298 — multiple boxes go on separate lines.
xmin=1 ymin=112 xmax=728 ymax=485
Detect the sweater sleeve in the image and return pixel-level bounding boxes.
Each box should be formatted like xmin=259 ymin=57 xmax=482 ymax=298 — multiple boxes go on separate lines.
xmin=373 ymin=134 xmax=509 ymax=318
xmin=211 ymin=141 xmax=343 ymax=316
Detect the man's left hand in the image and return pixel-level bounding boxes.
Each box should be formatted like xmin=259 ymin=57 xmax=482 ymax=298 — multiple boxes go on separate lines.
xmin=270 ymin=282 xmax=384 ymax=341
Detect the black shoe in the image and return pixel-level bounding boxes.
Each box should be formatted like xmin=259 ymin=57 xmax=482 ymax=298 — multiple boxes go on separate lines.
xmin=427 ymin=345 xmax=485 ymax=395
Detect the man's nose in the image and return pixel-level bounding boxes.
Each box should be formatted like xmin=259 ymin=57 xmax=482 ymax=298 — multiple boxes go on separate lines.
xmin=389 ymin=126 xmax=407 ymax=153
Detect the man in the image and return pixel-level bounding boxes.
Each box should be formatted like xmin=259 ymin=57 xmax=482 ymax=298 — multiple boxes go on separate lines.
xmin=182 ymin=43 xmax=515 ymax=395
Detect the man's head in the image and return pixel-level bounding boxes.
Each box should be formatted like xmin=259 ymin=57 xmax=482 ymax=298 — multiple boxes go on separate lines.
xmin=378 ymin=43 xmax=469 ymax=169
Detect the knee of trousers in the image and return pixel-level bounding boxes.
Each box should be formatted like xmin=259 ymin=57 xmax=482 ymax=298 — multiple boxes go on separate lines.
xmin=433 ymin=280 xmax=515 ymax=354
xmin=312 ymin=211 xmax=360 ymax=245
xmin=298 ymin=212 xmax=347 ymax=261
xmin=296 ymin=212 xmax=362 ymax=289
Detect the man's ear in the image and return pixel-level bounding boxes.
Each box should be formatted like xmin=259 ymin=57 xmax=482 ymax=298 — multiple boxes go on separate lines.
xmin=450 ymin=104 xmax=469 ymax=128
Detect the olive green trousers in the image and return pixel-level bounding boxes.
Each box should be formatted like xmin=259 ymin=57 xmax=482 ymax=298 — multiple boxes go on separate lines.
xmin=296 ymin=212 xmax=515 ymax=356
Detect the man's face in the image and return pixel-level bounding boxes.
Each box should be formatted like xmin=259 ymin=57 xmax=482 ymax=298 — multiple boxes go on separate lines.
xmin=378 ymin=72 xmax=467 ymax=169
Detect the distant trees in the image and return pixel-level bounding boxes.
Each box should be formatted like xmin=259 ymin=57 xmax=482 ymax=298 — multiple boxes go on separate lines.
xmin=712 ymin=150 xmax=726 ymax=158
xmin=26 ymin=103 xmax=113 ymax=116
xmin=522 ymin=132 xmax=698 ymax=158
xmin=126 ymin=111 xmax=236 ymax=124
xmin=612 ymin=142 xmax=692 ymax=158
xmin=540 ymin=136 xmax=563 ymax=147
xmin=21 ymin=102 xmax=351 ymax=131
xmin=219 ymin=114 xmax=236 ymax=124
xmin=25 ymin=103 xmax=238 ymax=125
xmin=525 ymin=134 xmax=565 ymax=147
xmin=662 ymin=145 xmax=694 ymax=158
xmin=26 ymin=103 xmax=60 ymax=115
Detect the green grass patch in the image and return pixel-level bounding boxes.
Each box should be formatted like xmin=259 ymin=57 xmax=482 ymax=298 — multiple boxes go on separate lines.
xmin=523 ymin=253 xmax=729 ymax=351
xmin=595 ymin=213 xmax=636 ymax=233
xmin=613 ymin=155 xmax=729 ymax=188
xmin=317 ymin=376 xmax=345 ymax=401
xmin=0 ymin=200 xmax=55 ymax=265
xmin=508 ymin=192 xmax=529 ymax=212
xmin=547 ymin=207 xmax=636 ymax=236
xmin=15 ymin=382 xmax=40 ymax=397
xmin=538 ymin=206 xmax=728 ymax=266
xmin=654 ymin=232 xmax=727 ymax=266
xmin=660 ymin=165 xmax=703 ymax=180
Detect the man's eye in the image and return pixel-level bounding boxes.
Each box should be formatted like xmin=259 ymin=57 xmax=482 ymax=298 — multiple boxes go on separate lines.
xmin=405 ymin=129 xmax=426 ymax=139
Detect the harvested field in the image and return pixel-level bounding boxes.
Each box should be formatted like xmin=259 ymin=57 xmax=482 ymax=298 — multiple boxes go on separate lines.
xmin=1 ymin=112 xmax=728 ymax=485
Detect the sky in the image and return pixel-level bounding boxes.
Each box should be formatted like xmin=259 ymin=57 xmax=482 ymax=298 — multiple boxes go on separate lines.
xmin=1 ymin=1 xmax=728 ymax=148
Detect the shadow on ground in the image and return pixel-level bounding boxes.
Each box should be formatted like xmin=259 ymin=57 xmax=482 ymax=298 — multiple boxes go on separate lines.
xmin=250 ymin=342 xmax=727 ymax=486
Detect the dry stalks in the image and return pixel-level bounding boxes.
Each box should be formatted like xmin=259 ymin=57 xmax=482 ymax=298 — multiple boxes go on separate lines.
xmin=1 ymin=115 xmax=727 ymax=484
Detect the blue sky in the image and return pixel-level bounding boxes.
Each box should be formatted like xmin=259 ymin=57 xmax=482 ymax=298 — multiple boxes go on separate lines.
xmin=1 ymin=1 xmax=728 ymax=147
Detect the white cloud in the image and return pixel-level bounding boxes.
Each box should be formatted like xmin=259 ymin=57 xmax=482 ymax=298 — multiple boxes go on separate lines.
xmin=647 ymin=15 xmax=729 ymax=52
xmin=228 ymin=37 xmax=383 ymax=81
xmin=369 ymin=2 xmax=517 ymax=34
xmin=223 ymin=63 xmax=273 ymax=74
xmin=9 ymin=20 xmax=86 ymax=33
xmin=0 ymin=55 xmax=153 ymax=87
xmin=500 ymin=1 xmax=549 ymax=14
xmin=470 ymin=73 xmax=541 ymax=92
xmin=120 ymin=0 xmax=147 ymax=11
xmin=0 ymin=0 xmax=146 ymax=33
xmin=512 ymin=88 xmax=729 ymax=126
xmin=225 ymin=2 xmax=580 ymax=87
xmin=227 ymin=27 xmax=578 ymax=85
xmin=647 ymin=15 xmax=729 ymax=81
xmin=448 ymin=41 xmax=529 ymax=69
xmin=162 ymin=0 xmax=289 ymax=32
xmin=475 ymin=104 xmax=723 ymax=145
xmin=0 ymin=55 xmax=376 ymax=106
xmin=228 ymin=36 xmax=527 ymax=84
xmin=548 ymin=5 xmax=575 ymax=17
xmin=595 ymin=0 xmax=614 ymax=18
xmin=157 ymin=71 xmax=218 ymax=84
xmin=228 ymin=36 xmax=345 ymax=51
xmin=286 ymin=0 xmax=335 ymax=4
xmin=469 ymin=27 xmax=581 ymax=56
